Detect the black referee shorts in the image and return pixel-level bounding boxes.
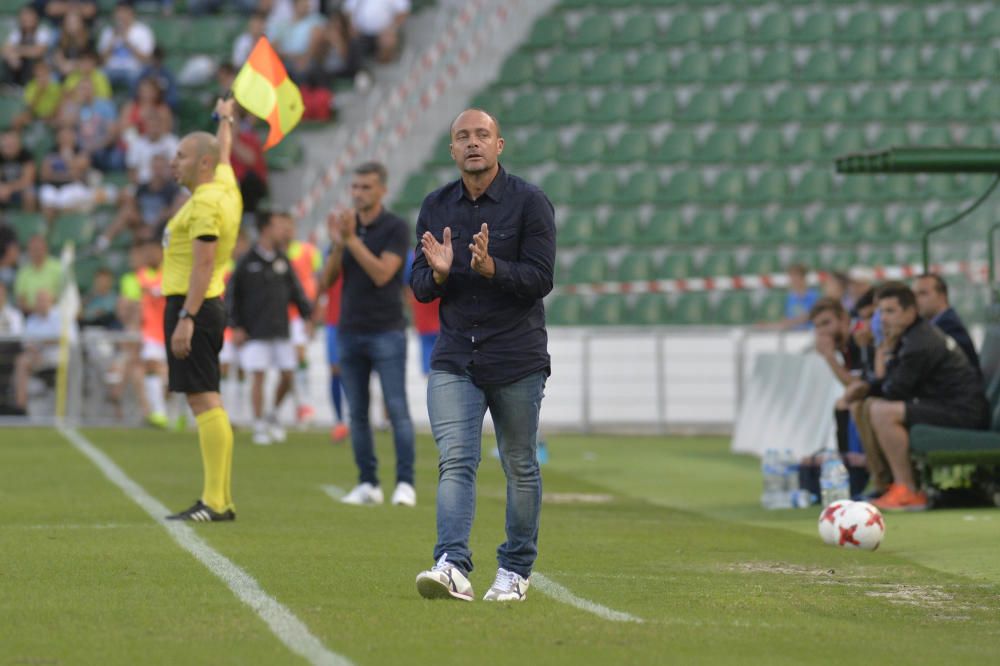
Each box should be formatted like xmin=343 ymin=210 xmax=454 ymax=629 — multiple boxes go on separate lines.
xmin=165 ymin=296 xmax=226 ymax=394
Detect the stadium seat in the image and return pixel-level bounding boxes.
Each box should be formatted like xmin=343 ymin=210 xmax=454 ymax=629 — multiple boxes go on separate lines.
xmin=589 ymin=93 xmax=632 ymax=124
xmin=612 ymin=171 xmax=658 ymax=205
xmin=633 ymin=91 xmax=676 ymax=125
xmin=805 ymin=89 xmax=849 ymax=121
xmin=839 ymin=11 xmax=879 ymax=43
xmin=973 ymin=88 xmax=1000 ymax=120
xmin=568 ymin=252 xmax=610 ymax=285
xmin=5 ymin=211 xmax=45 ymax=245
xmin=696 ymin=129 xmax=739 ymax=164
xmin=606 ymin=130 xmax=651 ymax=164
xmin=544 ymin=91 xmax=589 ymax=126
xmin=558 ymin=211 xmax=598 ymax=247
xmin=960 ymin=126 xmax=994 ymax=147
xmin=659 ymin=253 xmax=696 ymax=279
xmin=709 ymin=172 xmax=746 ymax=203
xmin=690 ymin=210 xmax=729 ymax=244
xmin=738 ymin=128 xmax=783 ymax=164
xmin=704 ymin=13 xmax=747 ymax=44
xmin=651 ymin=129 xmax=694 ymax=162
xmin=540 ymin=171 xmax=574 ymax=205
xmin=539 ymin=53 xmax=582 ymax=85
xmin=882 ymin=47 xmax=920 ymax=81
xmin=828 ymin=127 xmax=867 ymax=156
xmin=714 ymin=292 xmax=753 ymax=325
xmin=854 ymin=210 xmax=892 ymax=242
xmin=509 ymin=131 xmax=558 ymax=166
xmin=719 ymin=89 xmax=765 ymax=123
xmin=792 ymin=11 xmax=835 ymax=43
xmin=839 ymin=47 xmax=879 ymax=81
xmin=617 ymin=251 xmax=657 ymax=281
xmin=875 ymin=174 xmax=917 ymax=202
xmin=746 ymin=172 xmax=788 ymax=205
xmin=612 ymin=14 xmax=656 ymax=47
xmin=916 ymin=126 xmax=952 ymax=146
xmin=891 ymin=9 xmax=924 ymax=42
xmin=640 ymin=211 xmax=687 ymax=245
xmin=837 ymin=175 xmax=874 ymax=203
xmin=524 ymin=15 xmax=565 ymax=50
xmin=396 ymin=173 xmax=439 ymax=209
xmin=827 ymin=249 xmax=860 ymax=272
xmin=865 ymin=248 xmax=897 ymax=268
xmin=627 ymin=52 xmax=670 ymax=85
xmin=767 ymin=210 xmax=809 ymax=244
xmin=847 ymin=89 xmax=891 ymax=121
xmin=674 ymin=51 xmax=711 ymax=83
xmin=707 ymin=52 xmax=750 ymax=83
xmin=628 ymin=293 xmax=669 ymax=325
xmin=891 ymin=209 xmax=924 ymax=241
xmin=798 ymin=50 xmax=839 ymax=82
xmin=785 ymin=128 xmax=824 ymax=162
xmin=755 ymin=291 xmax=787 ymax=323
xmin=929 ymin=10 xmax=966 ymax=42
xmin=931 ymin=88 xmax=968 ymax=119
xmin=729 ymin=210 xmax=765 ymax=243
xmin=428 ymin=133 xmax=454 ymax=167
xmin=679 ymin=90 xmax=722 ymax=122
xmin=560 ymin=130 xmax=606 ymax=164
xmin=572 ymin=171 xmax=618 ymax=207
xmin=581 ymin=53 xmax=626 ymax=85
xmin=661 ymin=13 xmax=701 ymax=44
xmin=874 ymin=126 xmax=910 ymax=148
xmin=176 ymin=17 xmax=238 ymax=55
xmin=596 ymin=211 xmax=642 ymax=246
xmin=658 ymin=172 xmax=700 ymax=203
xmin=977 ymin=8 xmax=1000 ymax=39
xmin=672 ymin=292 xmax=709 ymax=324
xmin=699 ymin=250 xmax=737 ymax=277
xmin=567 ymin=14 xmax=612 ymax=48
xmin=744 ymin=250 xmax=782 ymax=276
xmin=789 ymin=171 xmax=832 ymax=203
xmin=752 ymin=12 xmax=792 ymax=43
xmin=506 ymin=91 xmax=546 ymax=125
xmin=48 ymin=212 xmax=96 ymax=249
xmin=590 ymin=294 xmax=627 ymax=326
xmin=749 ymin=50 xmax=793 ymax=82
xmin=765 ymin=89 xmax=808 ymax=122
xmin=545 ymin=294 xmax=586 ymax=325
xmin=923 ymin=47 xmax=962 ymax=81
xmin=964 ymin=47 xmax=998 ymax=80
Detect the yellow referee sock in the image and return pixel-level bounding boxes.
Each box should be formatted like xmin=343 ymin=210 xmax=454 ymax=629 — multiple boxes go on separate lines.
xmin=196 ymin=407 xmax=233 ymax=513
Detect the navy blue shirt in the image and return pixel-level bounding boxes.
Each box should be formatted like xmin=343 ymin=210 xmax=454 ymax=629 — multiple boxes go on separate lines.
xmin=410 ymin=166 xmax=556 ymax=385
xmin=340 ymin=209 xmax=411 ymax=334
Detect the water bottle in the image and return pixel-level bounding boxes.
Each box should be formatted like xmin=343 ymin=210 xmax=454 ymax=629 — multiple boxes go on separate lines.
xmin=761 ymin=448 xmax=785 ymax=509
xmin=783 ymin=449 xmax=808 ymax=508
xmin=820 ymin=450 xmax=850 ymax=507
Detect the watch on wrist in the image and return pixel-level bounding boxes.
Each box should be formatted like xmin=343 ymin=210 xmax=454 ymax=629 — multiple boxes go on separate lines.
xmin=178 ymin=308 xmax=195 ymax=321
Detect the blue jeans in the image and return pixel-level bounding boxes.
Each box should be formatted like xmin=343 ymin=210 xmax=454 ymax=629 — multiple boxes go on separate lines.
xmin=337 ymin=330 xmax=414 ymax=487
xmin=428 ymin=370 xmax=546 ymax=578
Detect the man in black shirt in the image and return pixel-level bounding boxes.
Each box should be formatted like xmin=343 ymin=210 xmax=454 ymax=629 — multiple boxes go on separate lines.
xmin=913 ymin=273 xmax=979 ymax=370
xmin=843 ymin=282 xmax=989 ymax=511
xmin=319 ymin=161 xmax=415 ymax=507
xmin=412 ymin=109 xmax=556 ymax=603
xmin=228 ymin=210 xmax=312 ymax=446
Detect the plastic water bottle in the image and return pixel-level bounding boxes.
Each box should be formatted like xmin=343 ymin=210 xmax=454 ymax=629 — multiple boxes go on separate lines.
xmin=783 ymin=449 xmax=808 ymax=508
xmin=761 ymin=449 xmax=786 ymax=509
xmin=820 ymin=450 xmax=851 ymax=507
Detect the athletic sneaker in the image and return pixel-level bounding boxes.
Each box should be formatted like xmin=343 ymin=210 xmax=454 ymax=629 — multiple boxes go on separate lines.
xmin=483 ymin=567 xmax=530 ymax=602
xmin=252 ymin=422 xmax=272 ymax=446
xmin=340 ymin=482 xmax=384 ymax=505
xmin=330 ymin=423 xmax=349 ymax=443
xmin=296 ymin=404 xmax=315 ymax=424
xmin=391 ymin=482 xmax=416 ymax=507
xmin=166 ymin=500 xmax=235 ymax=522
xmin=268 ymin=420 xmax=287 ymax=443
xmin=416 ymin=554 xmax=474 ymax=601
xmin=872 ymin=483 xmax=928 ymax=511
xmin=147 ymin=412 xmax=168 ymax=429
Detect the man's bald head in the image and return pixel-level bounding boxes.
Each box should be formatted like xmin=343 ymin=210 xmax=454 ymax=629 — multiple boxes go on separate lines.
xmin=450 ymin=108 xmax=501 ymax=140
xmin=449 ymin=108 xmax=504 ymax=176
xmin=185 ymin=131 xmax=221 ymax=165
xmin=172 ymin=132 xmax=221 ymax=190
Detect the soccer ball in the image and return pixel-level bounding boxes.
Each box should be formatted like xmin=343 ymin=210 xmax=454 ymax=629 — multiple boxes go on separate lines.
xmin=834 ymin=501 xmax=885 ymax=551
xmin=817 ymin=500 xmax=853 ymax=546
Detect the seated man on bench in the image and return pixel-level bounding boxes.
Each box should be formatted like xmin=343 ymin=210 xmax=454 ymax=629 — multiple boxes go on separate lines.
xmin=843 ymin=282 xmax=989 ymax=511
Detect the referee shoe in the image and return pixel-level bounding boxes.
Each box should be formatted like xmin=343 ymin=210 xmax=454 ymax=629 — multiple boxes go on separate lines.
xmin=166 ymin=500 xmax=236 ymax=522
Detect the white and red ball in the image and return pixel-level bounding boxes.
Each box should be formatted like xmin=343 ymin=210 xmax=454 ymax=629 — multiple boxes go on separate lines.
xmin=834 ymin=501 xmax=885 ymax=551
xmin=817 ymin=500 xmax=853 ymax=545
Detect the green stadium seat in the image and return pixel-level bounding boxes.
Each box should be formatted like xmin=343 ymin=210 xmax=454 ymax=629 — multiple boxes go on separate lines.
xmin=874 ymin=126 xmax=909 ymax=148
xmin=710 ymin=172 xmax=746 ymax=203
xmin=604 ymin=130 xmax=650 ymax=164
xmin=812 ymin=210 xmax=849 ymax=242
xmin=661 ymin=14 xmax=701 ymax=44
xmin=977 ymin=8 xmax=1000 ymax=39
xmin=789 ymin=250 xmax=821 ymax=274
xmin=839 ymin=47 xmax=879 ymax=81
xmin=177 ymin=17 xmax=239 ymax=55
xmin=891 ymin=209 xmax=924 ymax=241
xmin=876 ymin=174 xmax=917 ymax=202
xmin=506 ymin=91 xmax=546 ymax=125
xmin=925 ymin=174 xmax=962 ymax=200
xmin=590 ymin=92 xmax=631 ymax=124
xmin=765 ymin=89 xmax=808 ymax=122
xmin=544 ymin=91 xmax=588 ymax=126
xmin=866 ymin=248 xmax=896 ymax=268
xmin=539 ymin=53 xmax=582 ymax=85
xmin=568 ymin=252 xmax=609 ymax=283
xmin=696 ymin=129 xmax=739 ymax=164
xmin=837 ymin=176 xmax=874 ymax=203
xmin=798 ymin=50 xmax=839 ymax=81
xmin=674 ymin=51 xmax=710 ymax=82
xmin=627 ymin=52 xmax=670 ymax=85
xmin=469 ymin=90 xmax=504 ymax=114
xmin=827 ymin=249 xmax=860 ymax=272
xmin=572 ymin=171 xmax=618 ymax=205
xmin=560 ymin=130 xmax=606 ymax=164
xmin=540 ymin=172 xmax=574 ymax=205
xmin=794 ymin=11 xmax=836 ymax=43
xmin=546 ymin=294 xmax=586 ymax=326
xmin=48 ymin=212 xmax=96 ymax=250
xmin=590 ymin=294 xmax=627 ymax=326
xmin=707 ymin=51 xmax=749 ymax=82
xmin=651 ymin=129 xmax=694 ymax=163
xmin=617 ymin=251 xmax=657 ymax=282
xmin=805 ymin=88 xmax=849 ymax=121
xmin=5 ymin=211 xmax=45 ymax=245
xmin=496 ymin=52 xmax=535 ymax=88
xmin=612 ymin=14 xmax=656 ymax=47
xmin=789 ymin=171 xmax=832 ymax=203
xmin=744 ymin=250 xmax=782 ymax=276
xmin=855 ymin=210 xmax=892 ymax=242
xmin=525 ymin=15 xmax=565 ymax=50
xmin=973 ymin=88 xmax=1000 ymax=120
xmin=755 ymin=291 xmax=787 ymax=323
xmin=509 ymin=131 xmax=558 ymax=166
xmin=931 ymin=88 xmax=967 ymax=119
xmin=428 ymin=133 xmax=454 ymax=167
xmin=558 ymin=211 xmax=598 ymax=248
xmin=960 ymin=126 xmax=994 ymax=147
xmin=729 ymin=210 xmax=765 ymax=243
xmin=752 ymin=12 xmax=792 ymax=43
xmin=0 ymin=96 xmax=23 ymax=128
xmin=839 ymin=11 xmax=879 ymax=43
xmin=567 ymin=15 xmax=612 ymax=48
xmin=714 ymin=292 xmax=753 ymax=325
xmin=396 ymin=173 xmax=439 ymax=209
xmin=916 ymin=126 xmax=952 ymax=146
xmin=929 ymin=10 xmax=966 ymax=41
xmin=892 ymin=88 xmax=933 ymax=120
xmin=659 ymin=254 xmax=698 ymax=281
xmin=672 ymin=292 xmax=709 ymax=325
xmin=704 ymin=13 xmax=747 ymax=44
xmin=689 ymin=210 xmax=729 ymax=244
xmin=149 ymin=17 xmax=184 ymax=47
xmin=628 ymin=293 xmax=669 ymax=325
xmin=612 ymin=171 xmax=658 ymax=205
xmin=596 ymin=211 xmax=642 ymax=246
xmin=633 ymin=91 xmax=675 ymax=124
xmin=749 ymin=50 xmax=793 ymax=82
xmin=891 ymin=9 xmax=924 ymax=41
xmin=964 ymin=48 xmax=998 ymax=80
xmin=739 ymin=128 xmax=783 ymax=163
xmin=720 ymin=89 xmax=765 ymax=122
xmin=640 ymin=211 xmax=687 ymax=245
xmin=698 ymin=250 xmax=736 ymax=277
xmin=785 ymin=128 xmax=824 ymax=162
xmin=581 ymin=53 xmax=626 ymax=85
xmin=923 ymin=47 xmax=962 ymax=81
xmin=882 ymin=47 xmax=920 ymax=81
xmin=746 ymin=172 xmax=788 ymax=205
xmin=828 ymin=127 xmax=867 ymax=155
xmin=677 ymin=89 xmax=721 ymax=122
xmin=768 ymin=210 xmax=811 ymax=244
xmin=847 ymin=89 xmax=891 ymax=121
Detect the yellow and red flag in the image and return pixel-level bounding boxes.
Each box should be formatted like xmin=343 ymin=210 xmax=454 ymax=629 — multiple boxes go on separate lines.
xmin=232 ymin=37 xmax=304 ymax=150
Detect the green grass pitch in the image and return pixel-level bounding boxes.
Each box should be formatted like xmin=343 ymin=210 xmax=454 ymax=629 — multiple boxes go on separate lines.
xmin=3 ymin=428 xmax=1000 ymax=665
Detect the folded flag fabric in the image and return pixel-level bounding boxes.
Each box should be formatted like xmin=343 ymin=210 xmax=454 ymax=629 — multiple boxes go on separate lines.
xmin=232 ymin=37 xmax=304 ymax=150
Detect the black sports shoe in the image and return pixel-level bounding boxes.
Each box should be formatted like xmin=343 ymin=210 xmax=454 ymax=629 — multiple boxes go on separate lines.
xmin=166 ymin=500 xmax=236 ymax=522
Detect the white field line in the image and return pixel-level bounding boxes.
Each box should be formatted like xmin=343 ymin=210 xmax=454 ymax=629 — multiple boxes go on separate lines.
xmin=59 ymin=427 xmax=352 ymax=666
xmin=320 ymin=484 xmax=346 ymax=501
xmin=532 ymin=573 xmax=644 ymax=624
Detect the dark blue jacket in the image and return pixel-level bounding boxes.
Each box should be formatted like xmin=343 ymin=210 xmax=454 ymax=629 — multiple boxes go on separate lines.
xmin=933 ymin=307 xmax=979 ymax=371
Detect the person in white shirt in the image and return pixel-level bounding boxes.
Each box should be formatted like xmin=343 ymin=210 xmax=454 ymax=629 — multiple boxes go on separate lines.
xmin=344 ymin=0 xmax=409 ymax=63
xmin=98 ymin=2 xmax=155 ymax=88
xmin=125 ymin=112 xmax=178 ymax=187
xmin=14 ymin=290 xmax=72 ymax=411
xmin=2 ymin=5 xmax=53 ymax=86
xmin=0 ymin=282 xmax=24 ymax=336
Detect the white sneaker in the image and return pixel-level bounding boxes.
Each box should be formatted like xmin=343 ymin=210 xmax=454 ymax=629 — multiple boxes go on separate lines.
xmin=391 ymin=482 xmax=416 ymax=506
xmin=252 ymin=423 xmax=272 ymax=446
xmin=483 ymin=567 xmax=530 ymax=602
xmin=268 ymin=416 xmax=287 ymax=443
xmin=340 ymin=482 xmax=384 ymax=505
xmin=416 ymin=554 xmax=473 ymax=601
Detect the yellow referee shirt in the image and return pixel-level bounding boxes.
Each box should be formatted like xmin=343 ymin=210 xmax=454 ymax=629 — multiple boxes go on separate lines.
xmin=162 ymin=164 xmax=242 ymax=298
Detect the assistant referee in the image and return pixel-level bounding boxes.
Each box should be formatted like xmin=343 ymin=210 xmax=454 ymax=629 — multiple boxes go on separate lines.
xmin=164 ymin=97 xmax=242 ymax=522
